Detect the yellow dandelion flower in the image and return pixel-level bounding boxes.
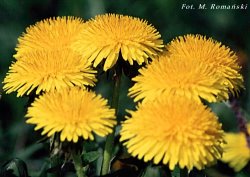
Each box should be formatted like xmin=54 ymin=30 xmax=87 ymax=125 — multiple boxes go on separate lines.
xmin=14 ymin=16 xmax=85 ymax=59
xmin=120 ymin=96 xmax=224 ymax=170
xmin=26 ymin=87 xmax=116 ymax=143
xmin=166 ymin=34 xmax=244 ymax=95
xmin=129 ymin=53 xmax=228 ymax=103
xmin=3 ymin=49 xmax=96 ymax=97
xmin=72 ymin=14 xmax=164 ymax=71
xmin=221 ymin=125 xmax=250 ymax=171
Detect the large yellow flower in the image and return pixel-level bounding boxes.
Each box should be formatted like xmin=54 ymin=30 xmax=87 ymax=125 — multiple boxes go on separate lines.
xmin=26 ymin=87 xmax=116 ymax=143
xmin=72 ymin=14 xmax=164 ymax=71
xmin=129 ymin=52 xmax=228 ymax=103
xmin=221 ymin=125 xmax=250 ymax=171
xmin=120 ymin=96 xmax=224 ymax=170
xmin=3 ymin=49 xmax=96 ymax=97
xmin=14 ymin=16 xmax=85 ymax=59
xmin=166 ymin=34 xmax=244 ymax=96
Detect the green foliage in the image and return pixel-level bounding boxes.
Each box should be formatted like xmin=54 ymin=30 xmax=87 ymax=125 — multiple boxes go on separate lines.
xmin=0 ymin=158 xmax=29 ymax=177
xmin=82 ymin=151 xmax=101 ymax=166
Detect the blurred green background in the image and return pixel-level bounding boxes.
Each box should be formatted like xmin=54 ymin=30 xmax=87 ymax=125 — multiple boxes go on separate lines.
xmin=0 ymin=0 xmax=249 ymax=176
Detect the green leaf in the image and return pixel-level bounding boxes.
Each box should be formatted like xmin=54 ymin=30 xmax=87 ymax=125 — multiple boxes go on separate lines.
xmin=82 ymin=151 xmax=100 ymax=165
xmin=0 ymin=158 xmax=29 ymax=177
xmin=99 ymin=168 xmax=139 ymax=177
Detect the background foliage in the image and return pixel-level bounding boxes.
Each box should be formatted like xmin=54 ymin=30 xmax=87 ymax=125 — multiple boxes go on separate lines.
xmin=0 ymin=0 xmax=249 ymax=176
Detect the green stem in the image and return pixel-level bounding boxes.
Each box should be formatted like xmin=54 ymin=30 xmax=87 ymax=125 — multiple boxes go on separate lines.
xmin=101 ymin=64 xmax=122 ymax=175
xmin=49 ymin=134 xmax=61 ymax=177
xmin=72 ymin=150 xmax=86 ymax=177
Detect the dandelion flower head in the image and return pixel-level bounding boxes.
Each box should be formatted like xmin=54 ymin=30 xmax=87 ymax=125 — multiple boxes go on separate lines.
xmin=3 ymin=49 xmax=96 ymax=97
xmin=166 ymin=34 xmax=244 ymax=96
xmin=120 ymin=96 xmax=224 ymax=170
xmin=15 ymin=16 xmax=85 ymax=59
xmin=72 ymin=14 xmax=164 ymax=71
xmin=26 ymin=87 xmax=116 ymax=143
xmin=129 ymin=52 xmax=228 ymax=103
xmin=221 ymin=124 xmax=250 ymax=171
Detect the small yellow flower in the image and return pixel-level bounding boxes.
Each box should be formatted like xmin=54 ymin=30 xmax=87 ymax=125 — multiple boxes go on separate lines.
xmin=72 ymin=14 xmax=164 ymax=71
xmin=166 ymin=34 xmax=244 ymax=96
xmin=26 ymin=87 xmax=116 ymax=143
xmin=221 ymin=125 xmax=250 ymax=171
xmin=129 ymin=53 xmax=228 ymax=103
xmin=120 ymin=96 xmax=224 ymax=170
xmin=3 ymin=49 xmax=96 ymax=97
xmin=15 ymin=16 xmax=85 ymax=59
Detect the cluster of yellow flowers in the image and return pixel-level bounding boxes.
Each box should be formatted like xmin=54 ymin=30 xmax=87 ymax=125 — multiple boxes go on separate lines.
xmin=120 ymin=34 xmax=244 ymax=171
xmin=3 ymin=16 xmax=120 ymax=142
xmin=2 ymin=13 xmax=247 ymax=172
